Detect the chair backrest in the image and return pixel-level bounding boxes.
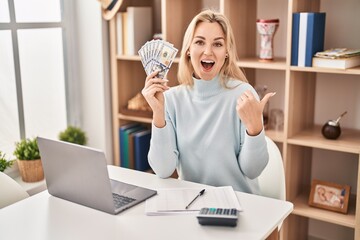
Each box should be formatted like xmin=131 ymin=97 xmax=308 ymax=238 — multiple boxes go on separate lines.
xmin=0 ymin=172 xmax=30 ymax=208
xmin=258 ymin=136 xmax=286 ymax=201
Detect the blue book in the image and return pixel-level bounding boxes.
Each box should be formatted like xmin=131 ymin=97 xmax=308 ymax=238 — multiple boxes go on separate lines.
xmin=122 ymin=126 xmax=145 ymax=168
xmin=128 ymin=128 xmax=148 ymax=169
xmin=291 ymin=13 xmax=300 ymax=66
xmin=304 ymin=12 xmax=326 ymax=67
xmin=133 ymin=129 xmax=151 ymax=171
xmin=297 ymin=12 xmax=326 ymax=67
xmin=119 ymin=123 xmax=141 ymax=167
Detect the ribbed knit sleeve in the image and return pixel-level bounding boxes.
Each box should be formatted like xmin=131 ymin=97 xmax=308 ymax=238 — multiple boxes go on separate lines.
xmin=238 ymin=129 xmax=268 ymax=179
xmin=148 ymin=120 xmax=179 ymax=178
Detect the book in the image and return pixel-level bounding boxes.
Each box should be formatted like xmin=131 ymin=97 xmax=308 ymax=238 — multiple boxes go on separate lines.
xmin=122 ymin=11 xmax=128 ymax=55
xmin=315 ymin=48 xmax=360 ymax=59
xmin=122 ymin=126 xmax=145 ymax=168
xmin=126 ymin=7 xmax=152 ymax=55
xmin=145 ymin=186 xmax=242 ymax=215
xmin=304 ymin=13 xmax=326 ymax=67
xmin=116 ymin=12 xmax=123 ymax=55
xmin=291 ymin=13 xmax=300 ymax=66
xmin=128 ymin=128 xmax=147 ymax=169
xmin=119 ymin=123 xmax=141 ymax=167
xmin=125 ymin=128 xmax=146 ymax=169
xmin=297 ymin=12 xmax=307 ymax=66
xmin=312 ymin=55 xmax=360 ymax=69
xmin=133 ymin=129 xmax=151 ymax=171
xmin=292 ymin=12 xmax=326 ymax=67
xmin=128 ymin=132 xmax=136 ymax=169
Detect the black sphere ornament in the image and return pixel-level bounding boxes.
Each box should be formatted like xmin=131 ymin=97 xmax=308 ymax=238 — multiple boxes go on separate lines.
xmin=321 ymin=111 xmax=347 ymax=140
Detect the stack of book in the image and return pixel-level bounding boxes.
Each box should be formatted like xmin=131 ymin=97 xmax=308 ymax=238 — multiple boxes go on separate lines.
xmin=312 ymin=48 xmax=360 ymax=69
xmin=116 ymin=7 xmax=153 ymax=56
xmin=119 ymin=123 xmax=151 ymax=171
xmin=291 ymin=12 xmax=326 ymax=67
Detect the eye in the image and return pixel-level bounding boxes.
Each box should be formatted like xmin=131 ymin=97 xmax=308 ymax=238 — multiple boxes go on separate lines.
xmin=194 ymin=40 xmax=204 ymax=45
xmin=214 ymin=42 xmax=223 ymax=47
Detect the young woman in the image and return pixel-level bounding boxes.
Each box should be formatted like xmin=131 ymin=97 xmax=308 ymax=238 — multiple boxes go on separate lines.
xmin=142 ymin=10 xmax=275 ymax=193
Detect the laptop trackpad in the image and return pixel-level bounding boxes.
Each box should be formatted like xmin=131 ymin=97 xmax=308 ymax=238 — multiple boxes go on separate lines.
xmin=110 ymin=179 xmax=144 ymax=197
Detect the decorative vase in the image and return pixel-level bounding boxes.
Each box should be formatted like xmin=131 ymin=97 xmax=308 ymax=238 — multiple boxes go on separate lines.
xmin=256 ymin=19 xmax=279 ymax=62
xmin=321 ymin=111 xmax=347 ymax=140
xmin=17 ymin=159 xmax=44 ymax=182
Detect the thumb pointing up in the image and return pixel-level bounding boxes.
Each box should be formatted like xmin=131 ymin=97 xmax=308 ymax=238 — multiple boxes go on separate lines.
xmin=260 ymin=92 xmax=276 ymax=112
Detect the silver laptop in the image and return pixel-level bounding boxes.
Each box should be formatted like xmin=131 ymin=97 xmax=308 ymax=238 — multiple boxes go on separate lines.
xmin=37 ymin=137 xmax=157 ymax=215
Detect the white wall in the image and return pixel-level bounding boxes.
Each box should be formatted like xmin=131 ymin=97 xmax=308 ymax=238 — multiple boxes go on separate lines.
xmin=73 ymin=1 xmax=113 ymax=163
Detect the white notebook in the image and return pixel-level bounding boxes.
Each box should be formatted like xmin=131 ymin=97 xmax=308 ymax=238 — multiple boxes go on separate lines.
xmin=145 ymin=186 xmax=242 ymax=215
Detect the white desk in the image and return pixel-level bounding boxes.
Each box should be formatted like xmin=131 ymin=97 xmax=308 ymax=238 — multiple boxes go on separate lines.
xmin=0 ymin=166 xmax=293 ymax=240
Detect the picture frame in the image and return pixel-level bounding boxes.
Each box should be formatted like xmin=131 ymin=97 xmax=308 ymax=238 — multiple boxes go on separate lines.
xmin=308 ymin=179 xmax=350 ymax=214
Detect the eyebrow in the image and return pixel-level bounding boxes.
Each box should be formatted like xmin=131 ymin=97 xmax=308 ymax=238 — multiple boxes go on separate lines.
xmin=194 ymin=36 xmax=225 ymax=41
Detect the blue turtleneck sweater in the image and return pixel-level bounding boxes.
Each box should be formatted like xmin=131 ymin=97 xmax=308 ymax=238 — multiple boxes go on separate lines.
xmin=148 ymin=75 xmax=268 ymax=194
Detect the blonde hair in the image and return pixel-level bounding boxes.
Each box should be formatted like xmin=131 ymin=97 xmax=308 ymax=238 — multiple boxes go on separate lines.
xmin=177 ymin=9 xmax=248 ymax=87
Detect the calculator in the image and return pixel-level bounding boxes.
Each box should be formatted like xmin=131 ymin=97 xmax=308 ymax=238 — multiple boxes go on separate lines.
xmin=197 ymin=208 xmax=238 ymax=227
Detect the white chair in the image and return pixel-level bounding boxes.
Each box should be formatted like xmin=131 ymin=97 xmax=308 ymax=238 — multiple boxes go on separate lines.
xmin=0 ymin=172 xmax=30 ymax=209
xmin=258 ymin=136 xmax=286 ymax=201
xmin=258 ymin=136 xmax=286 ymax=240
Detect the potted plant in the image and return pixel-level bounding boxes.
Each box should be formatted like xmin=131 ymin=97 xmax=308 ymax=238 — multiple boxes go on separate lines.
xmin=13 ymin=138 xmax=44 ymax=182
xmin=59 ymin=125 xmax=87 ymax=145
xmin=0 ymin=151 xmax=14 ymax=172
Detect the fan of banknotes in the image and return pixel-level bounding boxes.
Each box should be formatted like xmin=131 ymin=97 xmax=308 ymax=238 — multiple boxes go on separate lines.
xmin=138 ymin=40 xmax=178 ymax=79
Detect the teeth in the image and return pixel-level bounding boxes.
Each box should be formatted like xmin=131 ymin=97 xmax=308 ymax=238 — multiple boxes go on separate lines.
xmin=201 ymin=60 xmax=214 ymax=63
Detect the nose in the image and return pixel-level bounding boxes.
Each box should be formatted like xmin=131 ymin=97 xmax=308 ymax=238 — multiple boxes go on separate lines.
xmin=203 ymin=44 xmax=213 ymax=56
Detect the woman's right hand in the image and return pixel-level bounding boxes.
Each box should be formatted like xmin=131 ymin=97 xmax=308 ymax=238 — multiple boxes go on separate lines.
xmin=141 ymin=71 xmax=169 ymax=128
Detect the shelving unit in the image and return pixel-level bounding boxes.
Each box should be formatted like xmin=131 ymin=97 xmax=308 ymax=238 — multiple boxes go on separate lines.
xmin=107 ymin=0 xmax=360 ymax=239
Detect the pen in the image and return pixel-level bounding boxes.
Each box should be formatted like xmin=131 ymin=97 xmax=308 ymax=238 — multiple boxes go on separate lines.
xmin=185 ymin=189 xmax=205 ymax=209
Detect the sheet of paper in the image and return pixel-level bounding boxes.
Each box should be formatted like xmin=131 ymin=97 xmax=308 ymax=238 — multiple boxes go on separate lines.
xmin=145 ymin=186 xmax=242 ymax=215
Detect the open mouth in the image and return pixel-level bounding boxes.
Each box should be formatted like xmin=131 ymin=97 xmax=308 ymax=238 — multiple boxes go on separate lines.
xmin=201 ymin=60 xmax=215 ymax=71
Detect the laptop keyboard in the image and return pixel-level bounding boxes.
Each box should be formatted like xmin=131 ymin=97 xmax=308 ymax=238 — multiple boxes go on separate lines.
xmin=112 ymin=193 xmax=136 ymax=208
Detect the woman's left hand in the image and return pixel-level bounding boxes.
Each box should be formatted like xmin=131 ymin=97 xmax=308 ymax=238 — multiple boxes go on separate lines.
xmin=236 ymin=90 xmax=275 ymax=136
